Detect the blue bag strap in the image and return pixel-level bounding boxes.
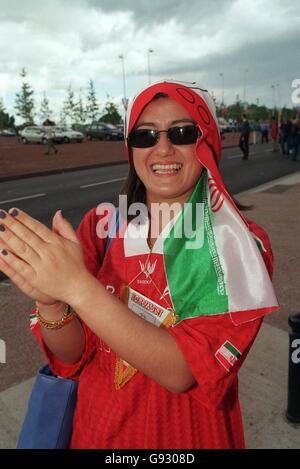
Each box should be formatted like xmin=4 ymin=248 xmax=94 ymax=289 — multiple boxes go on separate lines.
xmin=104 ymin=208 xmax=120 ymax=255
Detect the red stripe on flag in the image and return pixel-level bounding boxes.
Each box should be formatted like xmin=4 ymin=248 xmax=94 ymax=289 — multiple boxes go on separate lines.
xmin=215 ymin=351 xmax=231 ymax=371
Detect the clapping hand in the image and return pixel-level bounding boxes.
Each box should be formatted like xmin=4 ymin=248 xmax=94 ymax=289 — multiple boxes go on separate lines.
xmin=0 ymin=208 xmax=88 ymax=306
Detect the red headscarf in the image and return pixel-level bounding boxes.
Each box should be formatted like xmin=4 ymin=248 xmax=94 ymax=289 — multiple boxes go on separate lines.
xmin=125 ymin=80 xmax=240 ymax=217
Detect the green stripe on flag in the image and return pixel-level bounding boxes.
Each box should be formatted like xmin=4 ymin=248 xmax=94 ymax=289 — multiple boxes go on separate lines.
xmin=164 ymin=172 xmax=228 ymax=324
xmin=225 ymin=341 xmax=241 ymax=358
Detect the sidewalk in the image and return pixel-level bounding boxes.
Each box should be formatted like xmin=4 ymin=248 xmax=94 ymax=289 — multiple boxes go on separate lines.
xmin=0 ymin=171 xmax=300 ymax=449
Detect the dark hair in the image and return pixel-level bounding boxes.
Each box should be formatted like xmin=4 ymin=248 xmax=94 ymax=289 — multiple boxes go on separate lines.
xmin=120 ymin=148 xmax=146 ymax=208
xmin=120 ymin=93 xmax=169 ymax=208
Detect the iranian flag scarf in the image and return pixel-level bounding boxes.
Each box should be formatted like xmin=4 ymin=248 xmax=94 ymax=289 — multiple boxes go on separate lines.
xmin=164 ymin=169 xmax=278 ymax=326
xmin=124 ymin=80 xmax=279 ymax=325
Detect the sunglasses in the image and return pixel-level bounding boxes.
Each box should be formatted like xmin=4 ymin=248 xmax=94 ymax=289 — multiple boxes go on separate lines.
xmin=127 ymin=124 xmax=202 ymax=148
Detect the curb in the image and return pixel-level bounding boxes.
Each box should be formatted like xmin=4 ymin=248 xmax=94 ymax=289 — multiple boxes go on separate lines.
xmin=235 ymin=170 xmax=300 ymax=196
xmin=0 ymin=160 xmax=128 ymax=184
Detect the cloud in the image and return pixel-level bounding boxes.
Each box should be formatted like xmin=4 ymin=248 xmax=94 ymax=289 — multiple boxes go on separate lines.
xmin=0 ymin=0 xmax=299 ymax=120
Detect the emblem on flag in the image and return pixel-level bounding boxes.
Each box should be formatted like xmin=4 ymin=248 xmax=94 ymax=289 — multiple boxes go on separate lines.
xmin=215 ymin=340 xmax=241 ymax=371
xmin=208 ymin=177 xmax=224 ymax=213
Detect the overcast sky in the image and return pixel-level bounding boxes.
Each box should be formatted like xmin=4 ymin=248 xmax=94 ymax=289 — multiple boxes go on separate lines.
xmin=1 ymin=0 xmax=300 ymax=122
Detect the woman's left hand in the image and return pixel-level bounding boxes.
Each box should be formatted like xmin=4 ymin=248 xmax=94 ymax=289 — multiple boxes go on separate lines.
xmin=0 ymin=208 xmax=89 ymax=305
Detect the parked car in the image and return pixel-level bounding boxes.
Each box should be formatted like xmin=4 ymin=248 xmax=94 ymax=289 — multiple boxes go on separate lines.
xmin=115 ymin=123 xmax=125 ymax=135
xmin=0 ymin=128 xmax=18 ymax=137
xmin=84 ymin=123 xmax=123 ymax=141
xmin=53 ymin=126 xmax=84 ymax=143
xmin=19 ymin=126 xmax=63 ymax=144
xmin=217 ymin=117 xmax=231 ymax=133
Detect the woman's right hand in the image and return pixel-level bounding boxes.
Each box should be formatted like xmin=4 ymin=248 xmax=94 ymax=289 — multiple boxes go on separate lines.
xmin=0 ymin=209 xmax=74 ymax=306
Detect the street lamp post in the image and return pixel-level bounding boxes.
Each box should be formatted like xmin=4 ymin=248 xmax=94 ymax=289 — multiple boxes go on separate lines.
xmin=276 ymin=83 xmax=282 ymax=124
xmin=147 ymin=49 xmax=154 ymax=85
xmin=276 ymin=83 xmax=281 ymax=109
xmin=271 ymin=84 xmax=276 ymax=111
xmin=219 ymin=72 xmax=224 ymax=106
xmin=243 ymin=68 xmax=248 ymax=105
xmin=118 ymin=54 xmax=127 ymax=110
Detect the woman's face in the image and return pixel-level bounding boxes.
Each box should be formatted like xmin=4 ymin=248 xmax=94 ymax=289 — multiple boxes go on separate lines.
xmin=132 ymin=97 xmax=204 ymax=206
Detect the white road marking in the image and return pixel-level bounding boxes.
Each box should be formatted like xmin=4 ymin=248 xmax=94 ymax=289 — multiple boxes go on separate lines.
xmin=80 ymin=177 xmax=126 ymax=189
xmin=0 ymin=193 xmax=47 ymax=204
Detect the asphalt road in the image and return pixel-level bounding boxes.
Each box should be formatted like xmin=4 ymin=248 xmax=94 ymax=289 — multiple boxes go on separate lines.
xmin=0 ymin=143 xmax=298 ymax=233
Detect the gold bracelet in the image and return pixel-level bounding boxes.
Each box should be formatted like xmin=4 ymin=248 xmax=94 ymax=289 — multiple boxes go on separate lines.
xmin=36 ymin=304 xmax=76 ymax=330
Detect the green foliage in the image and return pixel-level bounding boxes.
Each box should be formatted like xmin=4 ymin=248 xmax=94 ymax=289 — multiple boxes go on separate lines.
xmin=215 ymin=94 xmax=292 ymax=122
xmin=0 ymin=98 xmax=5 ymax=114
xmin=0 ymin=98 xmax=15 ymax=130
xmin=100 ymin=101 xmax=122 ymax=125
xmin=86 ymin=80 xmax=99 ymax=123
xmin=39 ymin=92 xmax=53 ymax=123
xmin=61 ymin=84 xmax=76 ymax=125
xmin=73 ymin=91 xmax=87 ymax=124
xmin=14 ymin=68 xmax=35 ymax=124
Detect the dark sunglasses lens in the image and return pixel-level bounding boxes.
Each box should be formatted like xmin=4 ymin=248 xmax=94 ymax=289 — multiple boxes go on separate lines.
xmin=169 ymin=125 xmax=200 ymax=145
xmin=128 ymin=129 xmax=157 ymax=148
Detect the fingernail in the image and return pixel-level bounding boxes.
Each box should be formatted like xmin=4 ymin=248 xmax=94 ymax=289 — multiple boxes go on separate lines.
xmin=0 ymin=225 xmax=5 ymax=232
xmin=9 ymin=208 xmax=19 ymax=217
xmin=0 ymin=210 xmax=6 ymax=219
xmin=1 ymin=249 xmax=8 ymax=256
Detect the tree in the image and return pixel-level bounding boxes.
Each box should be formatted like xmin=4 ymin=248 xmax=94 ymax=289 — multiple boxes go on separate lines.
xmin=73 ymin=90 xmax=87 ymax=124
xmin=39 ymin=91 xmax=53 ymax=123
xmin=0 ymin=98 xmax=5 ymax=114
xmin=226 ymin=95 xmax=244 ymax=121
xmin=0 ymin=98 xmax=15 ymax=130
xmin=61 ymin=85 xmax=76 ymax=126
xmin=100 ymin=101 xmax=122 ymax=125
xmin=14 ymin=68 xmax=35 ymax=124
xmin=86 ymin=80 xmax=99 ymax=123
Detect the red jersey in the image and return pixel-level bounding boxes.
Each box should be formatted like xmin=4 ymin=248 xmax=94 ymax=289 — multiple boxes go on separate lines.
xmin=32 ymin=208 xmax=274 ymax=449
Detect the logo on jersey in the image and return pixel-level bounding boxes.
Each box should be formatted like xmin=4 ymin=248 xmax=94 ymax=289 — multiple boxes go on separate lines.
xmin=139 ymin=259 xmax=157 ymax=278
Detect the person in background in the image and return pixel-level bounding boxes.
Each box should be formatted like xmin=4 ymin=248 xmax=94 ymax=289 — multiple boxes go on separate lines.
xmin=270 ymin=116 xmax=279 ymax=152
xmin=252 ymin=120 xmax=259 ymax=145
xmin=279 ymin=119 xmax=289 ymax=156
xmin=260 ymin=121 xmax=269 ymax=144
xmin=290 ymin=118 xmax=300 ymax=161
xmin=43 ymin=122 xmax=58 ymax=155
xmin=239 ymin=114 xmax=251 ymax=160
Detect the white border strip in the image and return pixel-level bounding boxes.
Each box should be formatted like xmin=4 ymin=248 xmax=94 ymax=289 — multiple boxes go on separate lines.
xmin=0 ymin=193 xmax=46 ymax=204
xmin=80 ymin=177 xmax=125 ymax=189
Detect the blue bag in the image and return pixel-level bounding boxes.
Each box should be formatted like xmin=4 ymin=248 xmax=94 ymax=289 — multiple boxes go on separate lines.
xmin=17 ymin=364 xmax=78 ymax=449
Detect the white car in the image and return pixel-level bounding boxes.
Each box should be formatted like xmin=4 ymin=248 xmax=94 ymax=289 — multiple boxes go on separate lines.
xmin=53 ymin=127 xmax=84 ymax=143
xmin=20 ymin=126 xmax=64 ymax=144
xmin=20 ymin=126 xmax=48 ymax=144
xmin=217 ymin=117 xmax=230 ymax=133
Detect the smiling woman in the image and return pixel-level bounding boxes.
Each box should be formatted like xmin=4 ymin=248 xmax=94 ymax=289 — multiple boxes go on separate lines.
xmin=0 ymin=80 xmax=279 ymax=449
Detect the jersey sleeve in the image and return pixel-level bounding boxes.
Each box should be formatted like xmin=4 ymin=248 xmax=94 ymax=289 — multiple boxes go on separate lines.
xmin=30 ymin=208 xmax=106 ymax=378
xmin=168 ymin=217 xmax=275 ymax=409
xmin=168 ymin=313 xmax=262 ymax=409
